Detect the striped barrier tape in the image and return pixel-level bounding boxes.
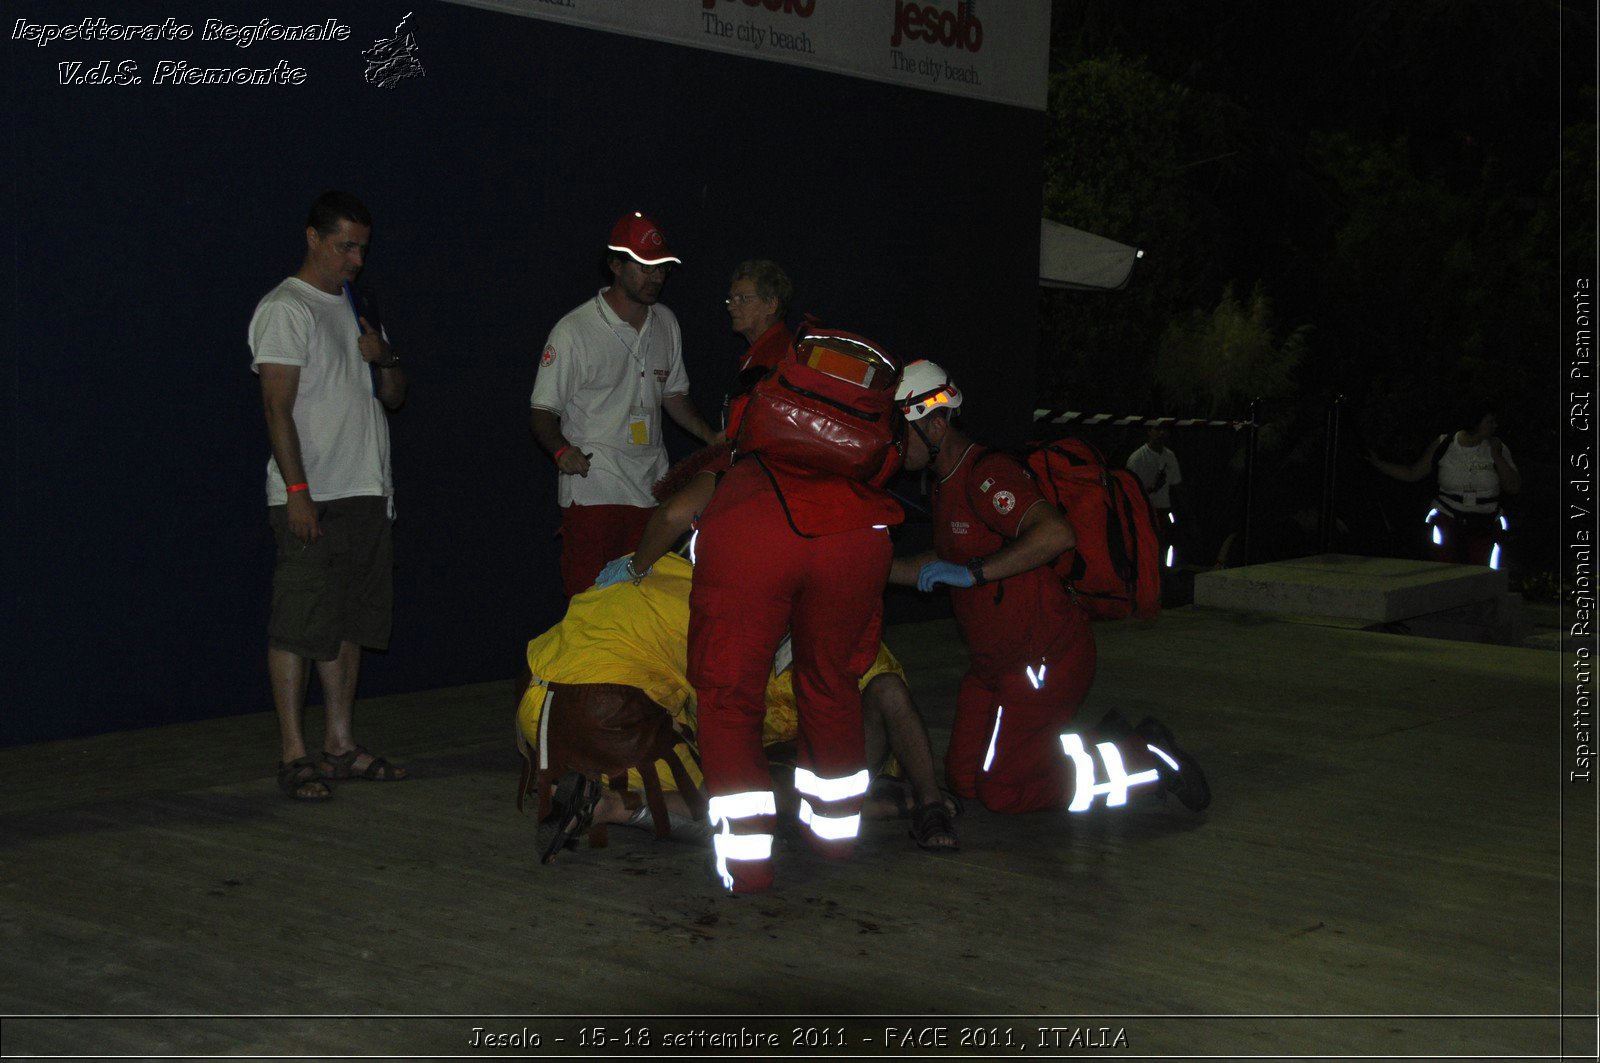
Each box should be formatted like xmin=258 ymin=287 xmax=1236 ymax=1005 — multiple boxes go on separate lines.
xmin=1032 ymin=409 xmax=1257 ymax=430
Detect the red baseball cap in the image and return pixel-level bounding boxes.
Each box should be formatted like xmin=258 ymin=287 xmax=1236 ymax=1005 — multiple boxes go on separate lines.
xmin=607 ymin=211 xmax=681 ymax=266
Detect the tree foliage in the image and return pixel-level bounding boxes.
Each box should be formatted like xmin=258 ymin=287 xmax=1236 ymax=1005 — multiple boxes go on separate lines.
xmin=1041 ymin=0 xmax=1582 ymax=572
xmin=1155 ymin=284 xmax=1308 ymax=419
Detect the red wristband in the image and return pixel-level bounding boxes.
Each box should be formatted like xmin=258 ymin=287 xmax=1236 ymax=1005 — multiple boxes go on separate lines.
xmin=286 ymin=482 xmax=310 ymax=494
xmin=554 ymin=445 xmax=570 ymax=464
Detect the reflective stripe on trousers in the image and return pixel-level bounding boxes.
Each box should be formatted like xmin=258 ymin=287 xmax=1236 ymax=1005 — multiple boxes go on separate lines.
xmin=794 ymin=766 xmax=869 ymax=843
xmin=708 ymin=790 xmax=776 ymax=892
xmin=1058 ymin=733 xmax=1163 ymax=812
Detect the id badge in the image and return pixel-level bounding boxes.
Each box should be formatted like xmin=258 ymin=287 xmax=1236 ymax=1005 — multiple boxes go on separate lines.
xmin=628 ymin=406 xmax=653 ymax=446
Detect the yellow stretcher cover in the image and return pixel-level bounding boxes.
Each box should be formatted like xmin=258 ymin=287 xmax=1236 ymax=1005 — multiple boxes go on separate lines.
xmin=516 ymin=552 xmax=904 ymax=792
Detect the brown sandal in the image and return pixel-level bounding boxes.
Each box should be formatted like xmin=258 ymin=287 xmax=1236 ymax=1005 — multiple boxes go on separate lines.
xmin=909 ymin=800 xmax=959 ymax=852
xmin=277 ymin=757 xmax=332 ymax=801
xmin=322 ymin=745 xmax=407 ymax=782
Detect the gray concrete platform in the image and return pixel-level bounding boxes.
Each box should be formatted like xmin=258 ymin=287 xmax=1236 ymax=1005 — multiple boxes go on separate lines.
xmin=0 ymin=608 xmax=1593 ymax=1060
xmin=1193 ymin=554 xmax=1509 ymax=624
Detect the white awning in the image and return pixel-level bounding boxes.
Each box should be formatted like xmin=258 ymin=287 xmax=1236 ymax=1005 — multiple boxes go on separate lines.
xmin=1039 ymin=218 xmax=1142 ymax=291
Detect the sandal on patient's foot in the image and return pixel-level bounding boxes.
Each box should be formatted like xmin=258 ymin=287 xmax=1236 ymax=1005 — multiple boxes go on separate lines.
xmin=541 ymin=773 xmax=603 ymax=864
xmin=909 ymin=800 xmax=959 ymax=852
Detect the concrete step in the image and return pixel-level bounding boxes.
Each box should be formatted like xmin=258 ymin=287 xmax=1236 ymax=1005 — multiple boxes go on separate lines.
xmin=1193 ymin=553 xmax=1507 ymax=623
xmin=1192 ymin=553 xmax=1534 ymax=645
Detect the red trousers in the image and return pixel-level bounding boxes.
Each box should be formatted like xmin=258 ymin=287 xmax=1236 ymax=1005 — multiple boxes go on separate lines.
xmin=947 ymin=602 xmax=1098 ymax=814
xmin=558 ymin=503 xmax=655 ymax=598
xmin=687 ymin=465 xmax=892 ymax=892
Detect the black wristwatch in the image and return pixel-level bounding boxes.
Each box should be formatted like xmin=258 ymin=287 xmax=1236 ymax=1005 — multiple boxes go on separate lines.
xmin=967 ymin=557 xmax=988 ymax=586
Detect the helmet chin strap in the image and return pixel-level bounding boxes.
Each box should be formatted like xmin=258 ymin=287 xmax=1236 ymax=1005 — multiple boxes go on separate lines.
xmin=909 ymin=417 xmax=939 ymax=463
xmin=909 ymin=416 xmax=940 ymax=493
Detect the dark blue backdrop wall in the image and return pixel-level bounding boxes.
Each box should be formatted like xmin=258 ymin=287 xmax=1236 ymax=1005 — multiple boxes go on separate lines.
xmin=2 ymin=2 xmax=1045 ymax=744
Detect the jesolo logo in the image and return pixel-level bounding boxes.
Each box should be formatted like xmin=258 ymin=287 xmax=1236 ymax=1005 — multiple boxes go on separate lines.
xmin=891 ymin=0 xmax=983 ymax=51
xmin=540 ymin=345 xmax=555 ymax=367
xmin=702 ymin=0 xmax=816 ymax=15
xmin=992 ymin=490 xmax=1015 ymax=515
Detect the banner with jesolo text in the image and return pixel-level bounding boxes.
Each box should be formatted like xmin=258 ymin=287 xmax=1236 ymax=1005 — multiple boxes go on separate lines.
xmin=442 ymin=0 xmax=1050 ymax=110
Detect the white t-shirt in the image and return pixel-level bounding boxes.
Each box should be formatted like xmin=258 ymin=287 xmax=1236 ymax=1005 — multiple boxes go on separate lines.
xmin=530 ymin=290 xmax=690 ymax=508
xmin=249 ymin=278 xmax=393 ymax=506
xmin=1435 ymin=434 xmax=1515 ymax=513
xmin=1126 ymin=443 xmax=1182 ymax=509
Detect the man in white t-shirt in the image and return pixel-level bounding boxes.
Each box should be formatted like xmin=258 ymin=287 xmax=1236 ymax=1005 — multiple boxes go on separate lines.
xmin=530 ymin=212 xmax=718 ymax=597
xmin=1127 ymin=425 xmax=1182 ymax=515
xmin=250 ymin=190 xmax=409 ymax=800
xmin=1127 ymin=425 xmax=1182 ymax=568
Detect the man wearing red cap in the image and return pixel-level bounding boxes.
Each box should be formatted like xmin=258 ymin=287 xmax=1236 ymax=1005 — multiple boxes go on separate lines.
xmin=531 ymin=212 xmax=719 ymax=597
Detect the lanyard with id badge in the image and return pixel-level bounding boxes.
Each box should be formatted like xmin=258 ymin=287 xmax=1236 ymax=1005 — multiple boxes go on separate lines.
xmin=622 ymin=311 xmax=656 ymax=448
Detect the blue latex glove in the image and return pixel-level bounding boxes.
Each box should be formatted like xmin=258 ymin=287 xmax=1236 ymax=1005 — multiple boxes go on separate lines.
xmin=594 ymin=556 xmax=636 ymax=590
xmin=917 ymin=559 xmax=976 ymax=592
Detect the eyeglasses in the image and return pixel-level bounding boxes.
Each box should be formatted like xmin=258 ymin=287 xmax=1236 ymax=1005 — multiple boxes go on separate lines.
xmin=636 ymin=262 xmax=673 ymax=276
xmin=724 ymin=293 xmax=763 ymax=308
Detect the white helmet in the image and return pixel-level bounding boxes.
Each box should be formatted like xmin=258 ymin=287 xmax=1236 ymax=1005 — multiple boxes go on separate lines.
xmin=897 ymin=359 xmax=963 ymax=422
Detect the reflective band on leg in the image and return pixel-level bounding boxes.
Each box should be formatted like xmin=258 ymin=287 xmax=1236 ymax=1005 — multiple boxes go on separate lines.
xmin=687 ymin=529 xmax=700 ymax=565
xmin=1489 ymin=543 xmax=1501 ymax=570
xmin=708 ymin=791 xmax=776 ymax=892
xmin=536 ymin=685 xmax=554 ymax=771
xmin=793 ymin=767 xmax=869 ymax=803
xmin=708 ymin=790 xmax=777 ymax=824
xmin=1432 ymin=526 xmax=1443 ymax=546
xmin=1165 ymin=545 xmax=1175 ymax=568
xmin=1095 ymin=742 xmax=1160 ymax=808
xmin=983 ymin=705 xmax=1005 ymax=773
xmin=1498 ymin=515 xmax=1508 ymax=530
xmin=1148 ymin=744 xmax=1181 ymax=772
xmin=1059 ymin=733 xmax=1161 ymax=812
xmin=1060 ymin=732 xmax=1097 ymax=812
xmin=711 ymin=820 xmax=774 ymax=891
xmin=797 ymin=800 xmax=861 ymax=841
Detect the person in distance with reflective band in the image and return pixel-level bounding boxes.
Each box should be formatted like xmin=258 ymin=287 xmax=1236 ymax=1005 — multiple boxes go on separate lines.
xmin=1126 ymin=424 xmax=1182 ymax=569
xmin=1366 ymin=404 xmax=1521 ymax=569
xmin=529 ymin=212 xmax=719 ymax=598
xmin=687 ymin=329 xmax=906 ymax=893
xmin=888 ymin=361 xmax=1210 ymax=817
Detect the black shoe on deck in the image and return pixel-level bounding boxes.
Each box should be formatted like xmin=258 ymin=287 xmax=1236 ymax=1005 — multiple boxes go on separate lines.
xmin=1134 ymin=716 xmax=1211 ymax=813
xmin=1088 ymin=708 xmax=1135 ymax=741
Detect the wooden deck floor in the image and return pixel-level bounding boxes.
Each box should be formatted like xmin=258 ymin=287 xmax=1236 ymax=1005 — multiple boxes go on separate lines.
xmin=0 ymin=609 xmax=1591 ymax=1059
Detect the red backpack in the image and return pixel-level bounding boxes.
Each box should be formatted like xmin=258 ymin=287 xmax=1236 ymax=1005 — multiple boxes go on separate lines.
xmin=1025 ymin=437 xmax=1161 ymax=620
xmin=732 ymin=325 xmax=904 ymax=487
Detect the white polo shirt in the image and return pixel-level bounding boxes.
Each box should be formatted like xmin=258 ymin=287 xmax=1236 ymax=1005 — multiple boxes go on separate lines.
xmin=530 ymin=290 xmax=689 ymax=508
